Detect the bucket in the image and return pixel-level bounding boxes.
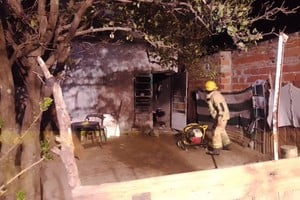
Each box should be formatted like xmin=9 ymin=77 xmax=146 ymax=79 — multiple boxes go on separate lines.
xmin=280 ymin=145 xmax=298 ymax=159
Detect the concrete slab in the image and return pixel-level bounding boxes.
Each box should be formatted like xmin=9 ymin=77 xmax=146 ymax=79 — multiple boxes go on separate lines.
xmin=75 ymin=131 xmax=270 ymax=186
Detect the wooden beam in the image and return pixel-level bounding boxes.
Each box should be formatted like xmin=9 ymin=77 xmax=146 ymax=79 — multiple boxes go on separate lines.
xmin=72 ymin=157 xmax=300 ymax=200
xmin=37 ymin=56 xmax=81 ymax=188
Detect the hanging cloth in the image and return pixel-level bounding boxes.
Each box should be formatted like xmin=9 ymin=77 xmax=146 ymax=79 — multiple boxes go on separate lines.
xmin=267 ymin=83 xmax=300 ymax=127
xmin=291 ymin=84 xmax=300 ymax=127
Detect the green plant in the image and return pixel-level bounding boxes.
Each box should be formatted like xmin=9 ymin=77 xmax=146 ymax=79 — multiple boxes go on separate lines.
xmin=16 ymin=191 xmax=25 ymax=200
xmin=39 ymin=97 xmax=53 ymax=112
xmin=187 ymin=58 xmax=220 ymax=81
xmin=41 ymin=140 xmax=53 ymax=160
xmin=0 ymin=118 xmax=4 ymax=129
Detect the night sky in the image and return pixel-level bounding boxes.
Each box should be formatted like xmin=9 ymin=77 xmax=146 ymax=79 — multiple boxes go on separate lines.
xmin=252 ymin=0 xmax=300 ymax=39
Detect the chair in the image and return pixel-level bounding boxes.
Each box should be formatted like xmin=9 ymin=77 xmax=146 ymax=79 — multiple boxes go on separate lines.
xmin=85 ymin=113 xmax=107 ymax=145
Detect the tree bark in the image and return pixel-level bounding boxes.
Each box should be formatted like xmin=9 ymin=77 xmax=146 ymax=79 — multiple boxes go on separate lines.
xmin=19 ymin=53 xmax=44 ymax=200
xmin=0 ymin=21 xmax=19 ymax=200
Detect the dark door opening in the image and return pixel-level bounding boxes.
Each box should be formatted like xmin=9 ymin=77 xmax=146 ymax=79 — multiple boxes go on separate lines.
xmin=152 ymin=73 xmax=172 ymax=128
xmin=171 ymin=72 xmax=187 ymax=131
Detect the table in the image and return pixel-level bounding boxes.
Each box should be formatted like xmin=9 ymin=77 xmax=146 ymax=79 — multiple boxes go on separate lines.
xmin=71 ymin=121 xmax=106 ymax=146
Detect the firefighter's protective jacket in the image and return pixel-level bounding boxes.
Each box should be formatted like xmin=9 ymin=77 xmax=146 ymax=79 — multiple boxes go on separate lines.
xmin=206 ymin=90 xmax=230 ymax=120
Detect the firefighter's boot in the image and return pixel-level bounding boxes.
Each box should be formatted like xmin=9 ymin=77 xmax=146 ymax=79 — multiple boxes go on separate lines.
xmin=223 ymin=144 xmax=231 ymax=151
xmin=207 ymin=148 xmax=220 ymax=155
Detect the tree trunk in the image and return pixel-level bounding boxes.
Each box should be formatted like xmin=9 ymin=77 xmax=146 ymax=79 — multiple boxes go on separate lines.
xmin=19 ymin=55 xmax=43 ymax=200
xmin=0 ymin=21 xmax=19 ymax=200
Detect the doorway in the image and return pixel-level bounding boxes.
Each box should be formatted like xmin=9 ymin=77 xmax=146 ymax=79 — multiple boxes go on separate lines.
xmin=134 ymin=72 xmax=187 ymax=130
xmin=171 ymin=72 xmax=188 ymax=131
xmin=152 ymin=73 xmax=172 ymax=128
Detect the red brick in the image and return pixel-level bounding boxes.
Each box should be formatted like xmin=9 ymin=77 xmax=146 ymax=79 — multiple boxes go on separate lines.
xmin=233 ymin=70 xmax=242 ymax=76
xmin=232 ymin=84 xmax=249 ymax=91
xmin=234 ymin=53 xmax=270 ymax=65
xmin=247 ymin=75 xmax=268 ymax=83
xmin=258 ymin=67 xmax=273 ymax=74
xmin=286 ymin=35 xmax=300 ymax=48
xmin=285 ymin=46 xmax=300 ymax=57
xmin=244 ymin=68 xmax=259 ymax=75
xmin=237 ymin=77 xmax=247 ymax=83
xmin=282 ymin=72 xmax=299 ymax=82
xmin=220 ymin=84 xmax=232 ymax=91
xmin=283 ymin=64 xmax=300 ymax=73
xmin=220 ymin=78 xmax=231 ymax=84
xmin=221 ymin=72 xmax=232 ymax=77
xmin=232 ymin=77 xmax=239 ymax=83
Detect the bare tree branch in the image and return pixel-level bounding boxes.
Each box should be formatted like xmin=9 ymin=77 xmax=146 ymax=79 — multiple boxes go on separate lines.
xmin=48 ymin=0 xmax=59 ymax=31
xmin=38 ymin=16 xmax=48 ymax=42
xmin=7 ymin=0 xmax=24 ymax=17
xmin=0 ymin=157 xmax=45 ymax=197
xmin=178 ymin=2 xmax=212 ymax=34
xmin=75 ymin=26 xmax=132 ymax=37
xmin=251 ymin=2 xmax=300 ymax=23
xmin=66 ymin=0 xmax=94 ymax=42
xmin=38 ymin=0 xmax=46 ymax=16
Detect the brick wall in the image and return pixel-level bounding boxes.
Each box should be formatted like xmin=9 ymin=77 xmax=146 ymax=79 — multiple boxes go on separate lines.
xmin=230 ymin=32 xmax=300 ymax=91
xmin=189 ymin=32 xmax=300 ymax=92
xmin=187 ymin=31 xmax=300 ymax=122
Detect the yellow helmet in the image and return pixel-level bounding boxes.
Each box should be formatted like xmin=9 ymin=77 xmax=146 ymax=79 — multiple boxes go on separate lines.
xmin=205 ymin=80 xmax=218 ymax=91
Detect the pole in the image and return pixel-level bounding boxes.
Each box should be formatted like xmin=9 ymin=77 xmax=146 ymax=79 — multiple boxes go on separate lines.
xmin=272 ymin=32 xmax=288 ymax=160
xmin=37 ymin=56 xmax=81 ymax=188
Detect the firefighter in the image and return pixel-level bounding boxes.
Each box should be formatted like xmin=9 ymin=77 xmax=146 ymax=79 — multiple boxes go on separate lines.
xmin=205 ymin=80 xmax=231 ymax=155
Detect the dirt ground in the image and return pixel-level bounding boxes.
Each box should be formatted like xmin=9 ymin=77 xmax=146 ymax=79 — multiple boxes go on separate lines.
xmin=75 ymin=129 xmax=270 ymax=185
xmin=41 ymin=129 xmax=270 ymax=199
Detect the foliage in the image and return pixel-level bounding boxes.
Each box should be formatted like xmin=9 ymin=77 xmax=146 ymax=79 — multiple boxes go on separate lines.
xmin=39 ymin=97 xmax=53 ymax=112
xmin=84 ymin=0 xmax=298 ymax=68
xmin=2 ymin=0 xmax=298 ymax=72
xmin=40 ymin=140 xmax=53 ymax=160
xmin=0 ymin=118 xmax=4 ymax=128
xmin=187 ymin=58 xmax=220 ymax=81
xmin=16 ymin=191 xmax=26 ymax=200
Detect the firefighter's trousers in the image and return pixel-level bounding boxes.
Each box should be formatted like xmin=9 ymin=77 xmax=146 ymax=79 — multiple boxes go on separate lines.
xmin=210 ymin=119 xmax=231 ymax=149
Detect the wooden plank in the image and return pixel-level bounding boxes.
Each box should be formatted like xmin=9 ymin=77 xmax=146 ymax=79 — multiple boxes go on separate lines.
xmin=278 ymin=190 xmax=300 ymax=200
xmin=226 ymin=126 xmax=250 ymax=147
xmin=72 ymin=157 xmax=300 ymax=200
